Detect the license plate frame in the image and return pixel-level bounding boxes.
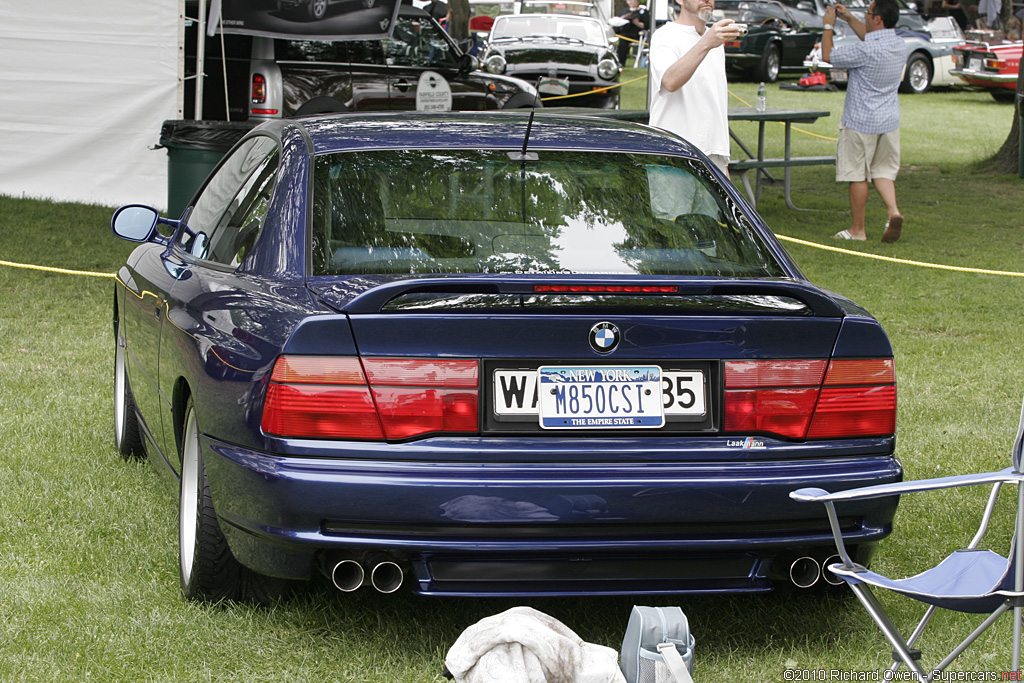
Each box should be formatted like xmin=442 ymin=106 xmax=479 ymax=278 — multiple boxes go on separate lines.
xmin=537 ymin=365 xmax=666 ymax=429
xmin=537 ymin=77 xmax=570 ymax=96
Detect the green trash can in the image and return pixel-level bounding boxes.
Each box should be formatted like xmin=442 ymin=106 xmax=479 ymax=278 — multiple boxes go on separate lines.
xmin=158 ymin=120 xmax=257 ymax=217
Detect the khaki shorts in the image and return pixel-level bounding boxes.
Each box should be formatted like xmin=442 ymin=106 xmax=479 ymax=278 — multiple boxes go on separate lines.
xmin=835 ymin=125 xmax=900 ymax=182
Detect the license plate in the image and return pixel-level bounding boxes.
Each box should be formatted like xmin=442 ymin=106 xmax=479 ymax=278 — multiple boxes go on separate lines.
xmin=537 ymin=77 xmax=570 ymax=96
xmin=538 ymin=365 xmax=664 ymax=429
xmin=494 ymin=368 xmax=706 ymax=424
xmin=969 ymin=57 xmax=984 ymax=71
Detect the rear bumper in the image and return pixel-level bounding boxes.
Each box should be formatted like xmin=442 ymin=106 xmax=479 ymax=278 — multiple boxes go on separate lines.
xmin=949 ymin=68 xmax=1018 ymax=86
xmin=203 ymin=435 xmax=901 ymax=595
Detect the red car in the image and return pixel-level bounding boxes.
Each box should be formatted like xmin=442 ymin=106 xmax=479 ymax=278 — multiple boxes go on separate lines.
xmin=950 ymin=39 xmax=1022 ymax=102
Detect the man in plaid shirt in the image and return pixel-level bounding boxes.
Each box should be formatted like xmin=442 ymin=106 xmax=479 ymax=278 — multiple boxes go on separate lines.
xmin=822 ymin=0 xmax=905 ymax=243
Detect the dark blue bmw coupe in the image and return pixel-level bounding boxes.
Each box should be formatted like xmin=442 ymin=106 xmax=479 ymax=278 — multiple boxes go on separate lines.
xmin=112 ymin=111 xmax=901 ymax=603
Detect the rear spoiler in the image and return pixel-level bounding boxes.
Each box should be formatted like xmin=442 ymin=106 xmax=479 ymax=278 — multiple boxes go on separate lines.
xmin=339 ymin=277 xmax=847 ymax=318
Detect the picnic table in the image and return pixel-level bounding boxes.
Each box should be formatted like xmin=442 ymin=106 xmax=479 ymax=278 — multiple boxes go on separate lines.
xmin=727 ymin=107 xmax=835 ymax=211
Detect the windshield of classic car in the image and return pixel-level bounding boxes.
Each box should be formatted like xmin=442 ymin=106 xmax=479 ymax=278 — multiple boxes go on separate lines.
xmin=491 ymin=15 xmax=607 ymax=44
xmin=310 ymin=149 xmax=784 ymax=278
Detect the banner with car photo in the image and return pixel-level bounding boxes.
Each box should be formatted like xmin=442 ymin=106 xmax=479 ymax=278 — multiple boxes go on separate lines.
xmin=207 ymin=0 xmax=402 ymax=40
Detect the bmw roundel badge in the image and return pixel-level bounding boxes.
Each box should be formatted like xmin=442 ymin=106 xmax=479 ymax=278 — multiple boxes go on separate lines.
xmin=589 ymin=322 xmax=620 ymax=353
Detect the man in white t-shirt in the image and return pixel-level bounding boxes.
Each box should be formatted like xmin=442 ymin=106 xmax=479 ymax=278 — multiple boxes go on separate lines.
xmin=648 ymin=0 xmax=742 ymax=175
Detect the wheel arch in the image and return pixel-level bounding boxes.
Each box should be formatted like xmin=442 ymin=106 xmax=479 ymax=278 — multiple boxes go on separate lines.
xmin=899 ymin=50 xmax=933 ymax=94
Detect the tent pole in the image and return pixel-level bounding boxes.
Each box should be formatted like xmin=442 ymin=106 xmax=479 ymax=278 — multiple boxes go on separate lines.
xmin=196 ymin=0 xmax=207 ymax=120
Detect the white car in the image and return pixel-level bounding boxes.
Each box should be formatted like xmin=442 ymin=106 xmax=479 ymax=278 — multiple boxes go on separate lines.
xmin=803 ymin=16 xmax=963 ymax=94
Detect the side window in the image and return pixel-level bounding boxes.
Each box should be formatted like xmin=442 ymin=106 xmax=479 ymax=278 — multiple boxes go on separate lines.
xmin=183 ymin=136 xmax=279 ymax=267
xmin=385 ymin=18 xmax=456 ymax=68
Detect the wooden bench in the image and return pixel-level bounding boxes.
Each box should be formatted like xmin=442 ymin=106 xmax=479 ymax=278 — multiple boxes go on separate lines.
xmin=729 ymin=155 xmax=836 ymax=172
xmin=729 ymin=155 xmax=836 ymax=210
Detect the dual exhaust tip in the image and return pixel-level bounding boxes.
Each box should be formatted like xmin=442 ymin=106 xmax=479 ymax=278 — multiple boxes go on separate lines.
xmin=788 ymin=554 xmax=844 ymax=588
xmin=321 ymin=551 xmax=838 ymax=592
xmin=319 ymin=552 xmax=405 ymax=594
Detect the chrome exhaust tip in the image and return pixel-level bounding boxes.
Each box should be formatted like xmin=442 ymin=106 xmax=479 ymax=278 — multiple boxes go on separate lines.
xmin=318 ymin=553 xmax=365 ymax=592
xmin=821 ymin=555 xmax=845 ymax=586
xmin=368 ymin=555 xmax=404 ymax=594
xmin=789 ymin=556 xmax=821 ymax=589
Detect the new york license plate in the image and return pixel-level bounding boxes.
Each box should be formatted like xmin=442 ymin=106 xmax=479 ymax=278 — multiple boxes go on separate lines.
xmin=537 ymin=365 xmax=665 ymax=429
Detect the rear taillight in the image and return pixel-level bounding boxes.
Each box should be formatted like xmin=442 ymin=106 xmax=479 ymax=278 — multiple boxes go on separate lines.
xmin=251 ymin=74 xmax=266 ymax=104
xmin=261 ymin=356 xmax=479 ymax=440
xmin=724 ymin=358 xmax=895 ymax=439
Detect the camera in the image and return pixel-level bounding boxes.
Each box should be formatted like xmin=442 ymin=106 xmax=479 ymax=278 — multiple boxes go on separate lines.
xmin=733 ymin=22 xmax=748 ymax=36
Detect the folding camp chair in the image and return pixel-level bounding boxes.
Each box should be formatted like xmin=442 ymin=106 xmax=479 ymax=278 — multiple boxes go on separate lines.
xmin=791 ymin=394 xmax=1024 ymax=682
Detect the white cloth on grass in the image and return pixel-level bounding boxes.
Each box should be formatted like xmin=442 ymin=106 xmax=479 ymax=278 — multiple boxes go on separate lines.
xmin=445 ymin=606 xmax=627 ymax=683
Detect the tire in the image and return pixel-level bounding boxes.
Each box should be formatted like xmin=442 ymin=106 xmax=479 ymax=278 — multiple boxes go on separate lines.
xmin=114 ymin=321 xmax=145 ymax=460
xmin=178 ymin=397 xmax=290 ymax=604
xmin=899 ymin=53 xmax=932 ymax=94
xmin=755 ymin=43 xmax=781 ymax=83
xmin=293 ymin=96 xmax=350 ymax=116
xmin=308 ymin=0 xmax=327 ymax=19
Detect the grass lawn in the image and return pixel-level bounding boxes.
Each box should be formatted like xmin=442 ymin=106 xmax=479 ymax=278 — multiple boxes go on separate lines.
xmin=1 ymin=82 xmax=1023 ymax=681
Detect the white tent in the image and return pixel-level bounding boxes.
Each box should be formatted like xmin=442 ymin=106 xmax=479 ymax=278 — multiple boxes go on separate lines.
xmin=0 ymin=1 xmax=181 ymax=210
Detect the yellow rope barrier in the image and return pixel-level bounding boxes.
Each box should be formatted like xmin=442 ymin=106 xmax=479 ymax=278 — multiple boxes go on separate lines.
xmin=775 ymin=234 xmax=1024 ymax=278
xmin=0 ymin=259 xmax=115 ymax=279
xmin=539 ymin=74 xmax=650 ymax=102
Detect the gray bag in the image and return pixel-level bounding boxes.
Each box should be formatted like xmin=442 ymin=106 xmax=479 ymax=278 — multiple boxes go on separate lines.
xmin=620 ymin=606 xmax=695 ymax=683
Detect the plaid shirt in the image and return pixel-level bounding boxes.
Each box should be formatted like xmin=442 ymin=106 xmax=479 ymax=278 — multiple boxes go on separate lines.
xmin=830 ymin=29 xmax=904 ymax=134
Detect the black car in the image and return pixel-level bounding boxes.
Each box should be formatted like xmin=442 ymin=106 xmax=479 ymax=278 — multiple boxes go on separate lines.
xmin=725 ymin=10 xmax=821 ymax=82
xmin=481 ymin=13 xmax=621 ymax=108
xmin=184 ymin=5 xmax=541 ymax=121
xmin=277 ymin=0 xmax=376 ymax=20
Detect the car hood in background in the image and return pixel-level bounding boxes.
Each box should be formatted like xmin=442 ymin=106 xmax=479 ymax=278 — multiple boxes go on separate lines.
xmin=490 ymin=42 xmax=605 ymax=66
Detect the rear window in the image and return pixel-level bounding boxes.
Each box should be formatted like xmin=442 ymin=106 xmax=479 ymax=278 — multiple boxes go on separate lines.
xmin=310 ymin=149 xmax=786 ymax=278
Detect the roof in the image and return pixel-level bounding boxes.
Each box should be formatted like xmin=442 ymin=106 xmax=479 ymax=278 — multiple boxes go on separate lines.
xmin=280 ymin=111 xmax=701 ymax=158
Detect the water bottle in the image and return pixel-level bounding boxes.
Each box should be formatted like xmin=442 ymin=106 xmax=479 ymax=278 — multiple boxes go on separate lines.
xmin=756 ymin=82 xmax=767 ymax=112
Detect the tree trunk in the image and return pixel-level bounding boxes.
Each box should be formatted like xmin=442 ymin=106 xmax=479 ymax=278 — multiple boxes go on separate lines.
xmin=448 ymin=0 xmax=469 ymax=43
xmin=984 ymin=62 xmax=1023 ymax=174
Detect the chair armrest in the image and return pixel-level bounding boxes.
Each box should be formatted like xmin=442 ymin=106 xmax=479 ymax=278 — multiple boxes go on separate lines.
xmin=791 ymin=468 xmax=1021 ymax=504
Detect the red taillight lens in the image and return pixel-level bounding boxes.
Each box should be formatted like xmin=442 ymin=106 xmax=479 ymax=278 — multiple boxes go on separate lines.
xmin=261 ymin=356 xmax=479 ymax=441
xmin=263 ymin=383 xmax=384 ymax=439
xmin=724 ymin=358 xmax=895 ymax=440
xmin=807 ymin=359 xmax=896 ymax=438
xmin=251 ymin=73 xmax=266 ymax=103
xmin=725 ymin=360 xmax=828 ymax=388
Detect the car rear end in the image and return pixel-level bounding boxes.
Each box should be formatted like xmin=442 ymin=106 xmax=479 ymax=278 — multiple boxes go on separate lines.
xmin=950 ymin=41 xmax=1021 ymax=92
xmin=206 ymin=114 xmax=902 ymax=596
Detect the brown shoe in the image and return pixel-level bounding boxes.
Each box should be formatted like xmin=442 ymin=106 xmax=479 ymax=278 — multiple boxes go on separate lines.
xmin=881 ymin=215 xmax=903 ymax=243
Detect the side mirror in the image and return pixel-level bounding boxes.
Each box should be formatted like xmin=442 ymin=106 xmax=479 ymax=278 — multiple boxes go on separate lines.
xmin=460 ymin=53 xmax=481 ymax=73
xmin=111 ymin=205 xmax=160 ymax=242
xmin=796 ymin=1 xmax=814 ymax=11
